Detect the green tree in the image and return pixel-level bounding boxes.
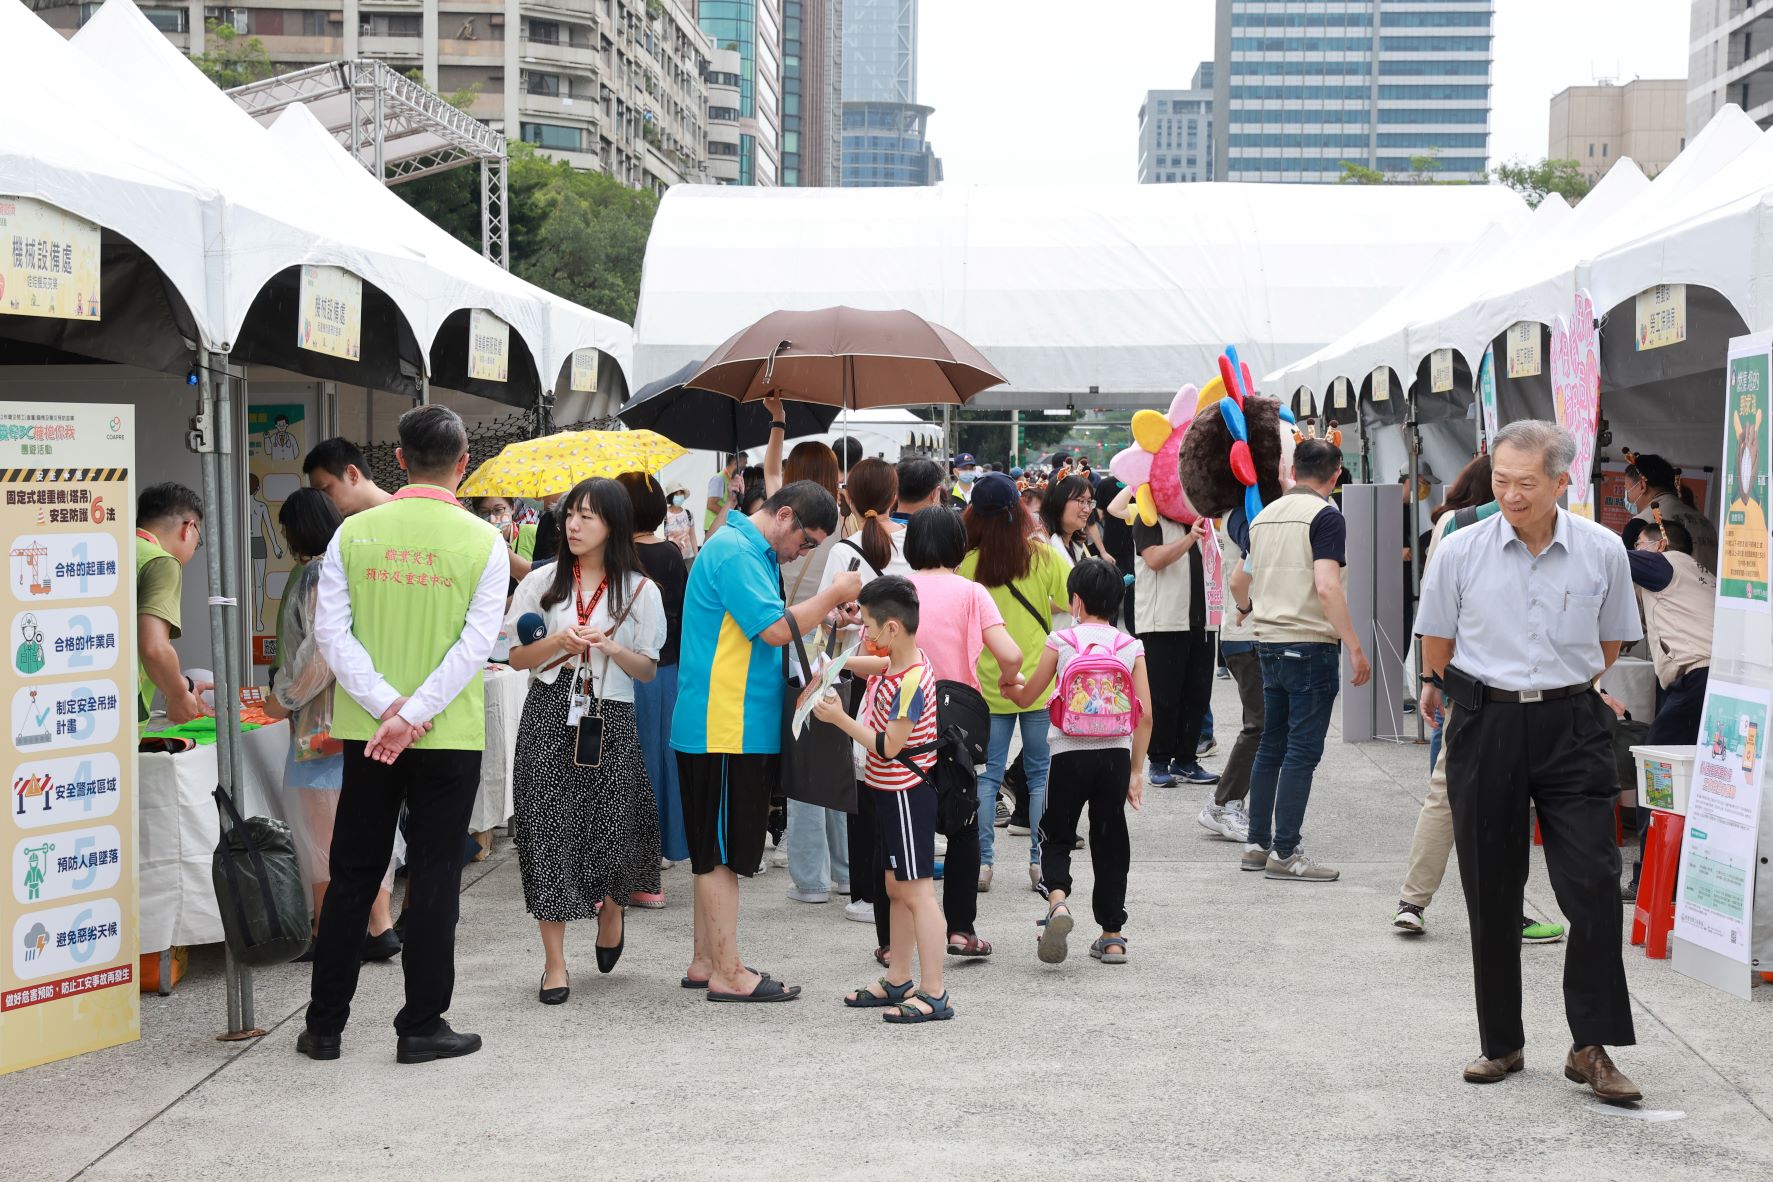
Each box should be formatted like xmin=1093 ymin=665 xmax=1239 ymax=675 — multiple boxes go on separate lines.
xmin=190 ymin=20 xmax=276 ymax=88
xmin=1337 ymin=160 xmax=1386 ymax=185
xmin=1487 ymin=157 xmax=1593 ymax=208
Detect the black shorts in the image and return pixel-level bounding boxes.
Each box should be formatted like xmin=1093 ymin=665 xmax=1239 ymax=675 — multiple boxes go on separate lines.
xmin=872 ymin=782 xmax=937 ymax=882
xmin=676 ymin=752 xmax=778 ymax=876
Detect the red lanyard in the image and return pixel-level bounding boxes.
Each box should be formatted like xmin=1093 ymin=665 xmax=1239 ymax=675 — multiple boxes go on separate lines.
xmin=572 ymin=563 xmax=608 ymax=628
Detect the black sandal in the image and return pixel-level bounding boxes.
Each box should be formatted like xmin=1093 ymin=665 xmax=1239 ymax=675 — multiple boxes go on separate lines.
xmin=882 ymin=990 xmax=955 ymax=1024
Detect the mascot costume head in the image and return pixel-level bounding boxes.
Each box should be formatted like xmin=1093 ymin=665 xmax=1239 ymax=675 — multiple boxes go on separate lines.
xmin=1110 ymin=345 xmax=1298 ymax=529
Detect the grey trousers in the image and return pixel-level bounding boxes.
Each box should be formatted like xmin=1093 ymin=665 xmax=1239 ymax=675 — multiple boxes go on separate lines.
xmin=1215 ymin=647 xmax=1265 ymax=806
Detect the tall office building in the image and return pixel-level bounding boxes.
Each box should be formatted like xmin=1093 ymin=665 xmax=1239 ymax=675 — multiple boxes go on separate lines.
xmin=1212 ymin=0 xmax=1493 ymax=184
xmin=840 ymin=0 xmax=940 ymax=186
xmin=1550 ymin=79 xmax=1687 ymax=182
xmin=782 ymin=0 xmax=844 ymax=187
xmin=1689 ymin=1 xmax=1773 ymax=138
xmin=699 ymin=0 xmax=785 ymax=185
xmin=1138 ymin=62 xmax=1215 ymax=183
xmin=40 ymin=0 xmax=717 ymax=193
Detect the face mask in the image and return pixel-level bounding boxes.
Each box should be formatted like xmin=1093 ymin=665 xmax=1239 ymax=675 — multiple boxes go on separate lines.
xmin=959 ymin=469 xmax=979 ymax=484
xmin=862 ymin=625 xmax=894 ymax=659
xmin=670 ymin=494 xmax=686 ymax=506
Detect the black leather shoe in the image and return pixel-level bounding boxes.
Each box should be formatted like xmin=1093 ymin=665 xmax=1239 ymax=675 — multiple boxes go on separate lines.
xmin=596 ymin=907 xmax=625 ymax=974
xmin=396 ymin=1021 xmax=482 ymax=1064
xmin=296 ymin=1029 xmax=340 ymax=1061
xmin=539 ymin=970 xmax=570 ymax=1005
xmin=361 ymin=927 xmax=402 ymax=962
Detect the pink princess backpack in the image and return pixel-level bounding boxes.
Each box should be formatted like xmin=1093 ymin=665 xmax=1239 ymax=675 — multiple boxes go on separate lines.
xmin=1048 ymin=629 xmax=1142 ymax=738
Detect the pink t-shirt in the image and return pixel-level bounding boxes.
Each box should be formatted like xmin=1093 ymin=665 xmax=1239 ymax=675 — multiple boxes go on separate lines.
xmin=907 ymin=571 xmax=1005 ymax=691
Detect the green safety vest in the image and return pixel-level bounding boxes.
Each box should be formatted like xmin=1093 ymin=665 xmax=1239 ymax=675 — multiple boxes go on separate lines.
xmin=134 ymin=533 xmax=176 ymax=720
xmin=329 ymin=488 xmax=499 ymax=751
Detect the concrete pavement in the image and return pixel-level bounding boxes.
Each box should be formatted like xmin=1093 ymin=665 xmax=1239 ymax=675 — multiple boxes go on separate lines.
xmin=5 ymin=676 xmax=1772 ymax=1180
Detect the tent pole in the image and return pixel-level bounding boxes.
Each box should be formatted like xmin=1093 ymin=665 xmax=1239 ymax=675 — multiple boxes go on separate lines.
xmin=1407 ymin=398 xmax=1424 ymax=745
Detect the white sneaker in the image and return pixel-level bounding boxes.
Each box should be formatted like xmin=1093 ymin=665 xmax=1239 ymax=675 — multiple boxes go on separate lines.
xmin=844 ymin=899 xmax=874 ymax=924
xmin=933 ymin=836 xmax=948 ymax=855
xmin=832 ymin=880 xmax=851 ymax=895
xmin=1197 ymin=801 xmax=1245 ymax=842
xmin=752 ymin=857 xmax=769 ymax=876
xmin=771 ymin=846 xmax=789 ymax=868
xmin=785 ymin=887 xmax=830 ymax=904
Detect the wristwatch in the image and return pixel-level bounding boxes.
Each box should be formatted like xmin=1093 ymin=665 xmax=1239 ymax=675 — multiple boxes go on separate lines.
xmin=1420 ymin=672 xmax=1443 ymax=688
xmin=770 ymin=420 xmax=788 ymax=432
xmin=1235 ymin=601 xmax=1252 ymax=615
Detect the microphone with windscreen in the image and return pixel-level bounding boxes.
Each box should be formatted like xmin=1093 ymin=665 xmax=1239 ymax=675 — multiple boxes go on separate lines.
xmin=516 ymin=612 xmax=573 ymax=672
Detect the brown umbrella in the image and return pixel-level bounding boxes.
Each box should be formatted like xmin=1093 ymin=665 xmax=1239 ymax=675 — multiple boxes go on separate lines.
xmin=683 ymin=306 xmax=1007 ymax=409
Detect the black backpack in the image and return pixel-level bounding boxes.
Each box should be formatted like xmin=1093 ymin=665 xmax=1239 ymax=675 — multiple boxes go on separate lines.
xmin=894 ymin=679 xmax=991 ymax=836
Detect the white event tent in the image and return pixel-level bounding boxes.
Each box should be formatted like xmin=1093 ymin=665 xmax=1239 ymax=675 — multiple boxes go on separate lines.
xmin=634 ymin=182 xmax=1528 ymax=408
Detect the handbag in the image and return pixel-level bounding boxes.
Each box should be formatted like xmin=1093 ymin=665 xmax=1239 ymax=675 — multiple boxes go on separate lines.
xmin=570 ymin=576 xmax=649 ymax=769
xmin=211 ymin=786 xmax=310 ymax=967
xmin=780 ymin=610 xmax=860 ymax=813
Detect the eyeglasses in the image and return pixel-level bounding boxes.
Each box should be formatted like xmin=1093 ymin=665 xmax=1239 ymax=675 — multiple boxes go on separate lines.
xmin=790 ymin=515 xmax=818 ymax=554
xmin=1069 ymin=495 xmax=1096 ymax=508
xmin=182 ymin=518 xmax=202 ymax=550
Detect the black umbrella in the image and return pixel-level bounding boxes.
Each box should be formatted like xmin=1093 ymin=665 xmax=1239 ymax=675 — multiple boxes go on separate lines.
xmin=618 ymin=359 xmax=841 ymax=453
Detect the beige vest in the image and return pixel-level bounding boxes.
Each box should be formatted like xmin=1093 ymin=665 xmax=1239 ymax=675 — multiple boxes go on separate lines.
xmin=1217 ymin=528 xmax=1256 ymax=643
xmin=1135 ymin=516 xmax=1198 ymax=634
xmin=1639 ymin=550 xmax=1715 ymax=688
xmin=1249 ymin=488 xmax=1344 ymax=646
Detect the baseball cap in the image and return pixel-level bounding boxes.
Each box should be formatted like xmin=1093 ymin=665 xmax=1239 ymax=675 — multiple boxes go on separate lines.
xmin=952 ymin=452 xmax=977 ymax=467
xmin=1009 ymin=466 xmax=1024 ymax=479
xmin=968 ymin=472 xmax=1020 ymax=516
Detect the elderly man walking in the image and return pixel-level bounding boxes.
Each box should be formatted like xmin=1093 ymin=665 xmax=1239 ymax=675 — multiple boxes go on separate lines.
xmin=1417 ymin=420 xmax=1645 ymax=1103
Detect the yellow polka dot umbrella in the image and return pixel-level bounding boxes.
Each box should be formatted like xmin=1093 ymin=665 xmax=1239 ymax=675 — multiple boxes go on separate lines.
xmin=457 ymin=429 xmax=686 ymax=500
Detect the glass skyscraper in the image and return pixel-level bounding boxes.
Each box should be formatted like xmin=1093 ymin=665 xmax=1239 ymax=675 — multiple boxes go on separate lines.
xmin=701 ymin=0 xmax=784 ymax=185
xmin=1212 ymin=0 xmax=1493 ymax=184
xmin=840 ymin=0 xmax=940 ymax=186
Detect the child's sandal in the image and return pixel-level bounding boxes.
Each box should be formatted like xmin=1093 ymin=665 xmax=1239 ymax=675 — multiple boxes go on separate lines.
xmin=1089 ymin=934 xmax=1128 ymax=964
xmin=882 ymin=990 xmax=955 ymax=1024
xmin=1036 ymin=901 xmax=1073 ymax=964
xmin=844 ymin=977 xmax=915 ymax=1008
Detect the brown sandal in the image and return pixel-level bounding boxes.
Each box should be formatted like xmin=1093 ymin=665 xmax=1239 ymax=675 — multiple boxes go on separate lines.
xmin=946 ymin=933 xmax=993 ymax=958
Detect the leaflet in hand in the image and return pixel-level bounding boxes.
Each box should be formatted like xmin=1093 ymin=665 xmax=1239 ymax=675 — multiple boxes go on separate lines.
xmin=792 ymin=640 xmax=861 ymax=737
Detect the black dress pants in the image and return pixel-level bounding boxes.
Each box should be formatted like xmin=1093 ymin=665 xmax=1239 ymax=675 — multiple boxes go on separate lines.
xmin=1141 ymin=629 xmax=1215 ymax=767
xmin=1445 ymin=692 xmax=1634 ymax=1060
xmin=307 ymin=741 xmax=482 ymax=1038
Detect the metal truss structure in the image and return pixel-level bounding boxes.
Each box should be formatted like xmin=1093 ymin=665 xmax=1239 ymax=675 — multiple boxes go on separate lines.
xmin=227 ymin=59 xmax=508 ymax=268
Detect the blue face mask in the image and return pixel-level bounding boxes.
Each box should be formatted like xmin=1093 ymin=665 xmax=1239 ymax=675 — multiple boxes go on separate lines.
xmin=958 ymin=469 xmax=979 ymax=484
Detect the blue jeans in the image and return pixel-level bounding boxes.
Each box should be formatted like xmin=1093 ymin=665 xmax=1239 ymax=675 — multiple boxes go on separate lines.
xmin=1200 ymin=705 xmax=1216 ymax=744
xmin=786 ymin=799 xmax=849 ymax=892
xmin=978 ymin=710 xmax=1050 ymax=867
xmin=633 ymin=663 xmax=689 ymax=863
xmin=1246 ymin=642 xmax=1341 ymax=858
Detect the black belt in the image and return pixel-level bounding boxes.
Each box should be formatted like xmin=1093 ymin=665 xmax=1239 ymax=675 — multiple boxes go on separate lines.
xmin=1485 ymin=682 xmax=1593 ymax=704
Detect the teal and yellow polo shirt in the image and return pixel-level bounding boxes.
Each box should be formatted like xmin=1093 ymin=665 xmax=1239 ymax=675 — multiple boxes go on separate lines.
xmin=670 ymin=512 xmax=787 ymax=755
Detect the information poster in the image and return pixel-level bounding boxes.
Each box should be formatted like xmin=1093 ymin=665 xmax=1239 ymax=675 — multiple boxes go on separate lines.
xmin=246 ymin=403 xmax=309 ymax=666
xmin=1636 ymin=283 xmax=1687 ymax=352
xmin=1720 ymin=337 xmax=1770 ymax=610
xmin=1476 ymin=346 xmax=1498 ymax=447
xmin=1331 ymin=377 xmax=1349 ymax=410
xmin=0 ymin=196 xmax=102 ymax=322
xmin=1370 ymin=365 xmax=1389 ymax=404
xmin=1673 ymin=680 xmax=1769 ymax=965
xmin=1551 ymin=289 xmax=1601 ymax=518
xmin=569 ymin=349 xmax=599 ymax=394
xmin=1429 ymin=348 xmax=1454 ymax=394
xmin=469 ymin=309 xmax=510 ymax=384
xmin=0 ymin=404 xmax=136 ymax=1075
xmin=296 ymin=265 xmax=361 ymax=361
xmin=1506 ymin=320 xmax=1540 ymax=379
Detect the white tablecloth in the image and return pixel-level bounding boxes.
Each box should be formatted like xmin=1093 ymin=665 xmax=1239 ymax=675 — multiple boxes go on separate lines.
xmin=1598 ymin=655 xmax=1658 ymax=726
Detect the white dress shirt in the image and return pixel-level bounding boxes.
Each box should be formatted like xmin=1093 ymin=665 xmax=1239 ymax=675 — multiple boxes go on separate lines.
xmin=502 ymin=567 xmax=665 ymax=700
xmin=1415 ymin=507 xmax=1643 ymax=692
xmin=314 ymin=521 xmax=508 ymax=728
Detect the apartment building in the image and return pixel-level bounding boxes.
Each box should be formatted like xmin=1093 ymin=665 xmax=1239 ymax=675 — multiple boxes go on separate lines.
xmin=1549 ymin=79 xmax=1686 ymax=182
xmin=1138 ymin=61 xmax=1214 ymax=183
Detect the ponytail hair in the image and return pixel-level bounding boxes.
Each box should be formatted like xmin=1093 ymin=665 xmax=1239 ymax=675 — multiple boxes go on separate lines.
xmin=844 ymin=457 xmax=898 ymax=572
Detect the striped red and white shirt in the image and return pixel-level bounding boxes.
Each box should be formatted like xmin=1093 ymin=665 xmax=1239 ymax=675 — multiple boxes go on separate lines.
xmin=863 ymin=651 xmax=939 ymax=792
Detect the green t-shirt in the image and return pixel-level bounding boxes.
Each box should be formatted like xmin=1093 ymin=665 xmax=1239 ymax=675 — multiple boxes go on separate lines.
xmin=959 ymin=544 xmax=1070 ymax=714
xmin=514 ymin=523 xmax=538 ymax=561
xmin=138 ymin=553 xmax=182 ymax=638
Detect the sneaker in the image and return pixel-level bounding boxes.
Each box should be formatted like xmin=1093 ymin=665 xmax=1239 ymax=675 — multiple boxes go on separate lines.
xmin=843 ymin=899 xmax=874 ymax=924
xmin=1148 ymin=761 xmax=1177 ymax=787
xmin=832 ymin=880 xmax=851 ymax=895
xmin=995 ymin=798 xmax=1013 ymax=828
xmin=1172 ymin=762 xmax=1220 ymax=787
xmin=1521 ymin=916 xmax=1565 ymax=944
xmin=977 ymin=866 xmax=993 ymax=893
xmin=1196 ymin=801 xmax=1247 ymax=843
xmin=1239 ymin=844 xmax=1269 ymax=872
xmin=771 ymin=846 xmax=789 ymax=868
xmin=1224 ymin=800 xmax=1252 ymax=839
xmin=752 ymin=857 xmax=769 ymax=876
xmin=1007 ymin=818 xmax=1031 ymax=835
xmin=1393 ymin=902 xmax=1425 ymax=933
xmin=933 ymin=836 xmax=948 ymax=855
xmin=1215 ymin=666 xmax=1231 ymax=680
xmin=1264 ymin=847 xmax=1340 ymax=882
xmin=630 ymin=891 xmax=666 ymax=909
xmin=786 ymin=887 xmax=830 ymax=904
xmin=1621 ymin=861 xmax=1641 ymax=903
xmin=1197 ymin=736 xmax=1219 ymax=758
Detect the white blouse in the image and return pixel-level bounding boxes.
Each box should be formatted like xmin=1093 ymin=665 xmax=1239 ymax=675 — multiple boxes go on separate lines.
xmin=503 ymin=566 xmax=665 ymax=702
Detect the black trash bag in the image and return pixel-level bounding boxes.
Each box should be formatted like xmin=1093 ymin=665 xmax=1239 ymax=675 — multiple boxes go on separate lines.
xmin=212 ymin=786 xmax=310 ymax=967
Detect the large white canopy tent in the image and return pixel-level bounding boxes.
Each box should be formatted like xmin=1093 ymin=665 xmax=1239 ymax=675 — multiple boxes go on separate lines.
xmin=634 ymin=182 xmax=1528 ymax=410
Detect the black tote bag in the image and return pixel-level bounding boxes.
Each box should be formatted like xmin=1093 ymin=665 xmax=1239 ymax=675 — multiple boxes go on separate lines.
xmin=780 ymin=611 xmax=860 ymax=813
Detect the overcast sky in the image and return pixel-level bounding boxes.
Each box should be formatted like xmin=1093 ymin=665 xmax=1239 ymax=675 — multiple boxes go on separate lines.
xmin=919 ymin=1 xmax=1691 ymax=186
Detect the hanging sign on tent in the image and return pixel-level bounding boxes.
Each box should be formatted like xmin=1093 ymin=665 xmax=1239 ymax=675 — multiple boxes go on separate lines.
xmin=570 ymin=349 xmax=600 ymax=394
xmin=0 ymin=403 xmax=138 ymax=1075
xmin=1506 ymin=321 xmax=1540 ymax=378
xmin=1331 ymin=377 xmax=1349 ymax=410
xmin=1551 ymin=289 xmax=1601 ymax=518
xmin=1370 ymin=366 xmax=1390 ymax=404
xmin=0 ymin=197 xmax=101 ymax=323
xmin=1672 ymin=679 xmax=1768 ymax=969
xmin=1636 ymin=283 xmax=1687 ymax=352
xmin=1476 ymin=346 xmax=1499 ymax=447
xmin=1429 ymin=349 xmax=1454 ymax=394
xmin=296 ymin=265 xmax=361 ymax=362
xmin=1719 ymin=336 xmax=1770 ymax=611
xmin=469 ymin=309 xmax=510 ymax=383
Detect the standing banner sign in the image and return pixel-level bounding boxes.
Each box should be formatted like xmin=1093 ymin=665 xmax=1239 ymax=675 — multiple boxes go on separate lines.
xmin=1635 ymin=283 xmax=1687 ymax=352
xmin=0 ymin=404 xmax=137 ymax=1074
xmin=1476 ymin=346 xmax=1498 ymax=448
xmin=0 ymin=196 xmax=102 ymax=322
xmin=1506 ymin=321 xmax=1540 ymax=378
xmin=1672 ymin=681 xmax=1768 ymax=972
xmin=1551 ymin=289 xmax=1601 ymax=518
xmin=469 ymin=309 xmax=510 ymax=384
xmin=1719 ymin=336 xmax=1770 ymax=611
xmin=569 ymin=349 xmax=599 ymax=394
xmin=1429 ymin=349 xmax=1454 ymax=394
xmin=296 ymin=265 xmax=361 ymax=361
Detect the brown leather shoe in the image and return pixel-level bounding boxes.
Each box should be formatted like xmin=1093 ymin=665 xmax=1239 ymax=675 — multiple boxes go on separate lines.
xmin=1462 ymin=1048 xmax=1524 ymax=1083
xmin=1564 ymin=1045 xmax=1643 ymax=1104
